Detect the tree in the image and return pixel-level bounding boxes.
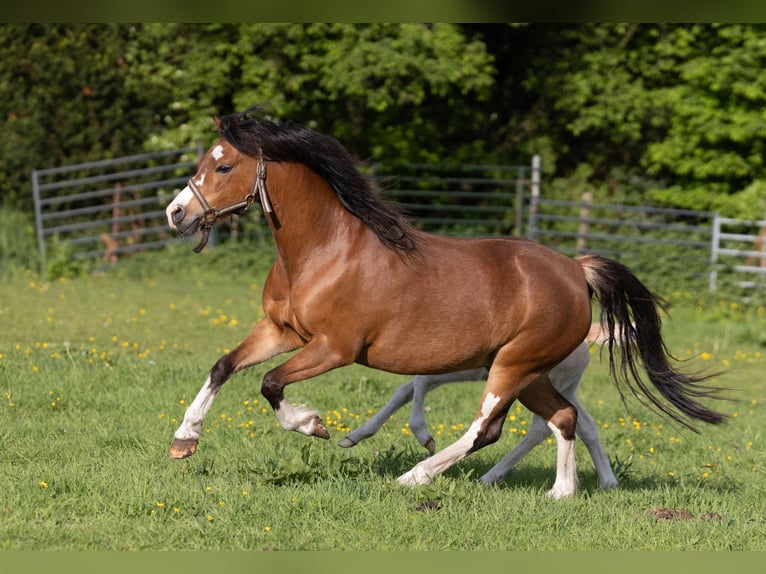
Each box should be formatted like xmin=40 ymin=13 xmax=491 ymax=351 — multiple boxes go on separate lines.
xmin=122 ymin=23 xmax=497 ymax=165
xmin=0 ymin=24 xmax=166 ymax=207
xmin=3 ymin=23 xmax=765 ymax=220
xmin=507 ymin=23 xmax=766 ymax=216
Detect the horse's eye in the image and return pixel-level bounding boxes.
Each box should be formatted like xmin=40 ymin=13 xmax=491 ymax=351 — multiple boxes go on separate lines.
xmin=215 ymin=165 xmax=233 ymax=175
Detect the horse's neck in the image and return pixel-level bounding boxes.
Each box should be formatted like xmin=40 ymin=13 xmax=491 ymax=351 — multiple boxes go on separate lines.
xmin=267 ymin=164 xmax=369 ymax=269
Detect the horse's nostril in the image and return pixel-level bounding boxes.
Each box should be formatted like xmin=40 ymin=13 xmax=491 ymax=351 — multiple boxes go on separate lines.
xmin=171 ymin=206 xmax=185 ymax=225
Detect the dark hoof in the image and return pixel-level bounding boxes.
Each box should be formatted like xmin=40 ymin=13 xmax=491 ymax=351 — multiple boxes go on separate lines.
xmin=313 ymin=417 xmax=330 ymax=440
xmin=424 ymin=437 xmax=436 ymax=456
xmin=168 ymin=438 xmax=198 ymax=459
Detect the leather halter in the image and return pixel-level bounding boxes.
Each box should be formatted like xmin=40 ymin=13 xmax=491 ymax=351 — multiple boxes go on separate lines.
xmin=188 ymin=149 xmax=272 ymax=253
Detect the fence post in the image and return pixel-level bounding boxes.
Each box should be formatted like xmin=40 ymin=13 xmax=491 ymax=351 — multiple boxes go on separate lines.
xmin=527 ymin=154 xmax=541 ymax=240
xmin=514 ymin=177 xmax=523 ymax=237
xmin=709 ymin=212 xmax=721 ymax=292
xmin=31 ymin=169 xmax=46 ymax=270
xmin=577 ymin=191 xmax=592 ymax=254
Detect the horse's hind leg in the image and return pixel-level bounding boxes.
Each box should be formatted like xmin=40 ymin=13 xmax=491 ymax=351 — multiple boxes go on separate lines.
xmin=338 ymin=379 xmax=416 ymax=448
xmin=567 ymin=393 xmax=618 ymax=489
xmin=479 ymin=413 xmax=552 ymax=485
xmin=549 ymin=341 xmax=617 ymax=489
xmin=340 ymin=368 xmax=488 ymax=453
xmin=515 ymin=376 xmax=579 ymax=498
xmin=409 ymin=369 xmax=488 ymax=454
xmin=397 ymin=357 xmax=543 ymax=486
xmin=168 ymin=318 xmax=302 ymax=459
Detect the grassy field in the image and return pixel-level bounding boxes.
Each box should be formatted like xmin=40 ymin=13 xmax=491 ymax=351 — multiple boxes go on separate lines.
xmin=1 ymin=243 xmax=764 ymax=550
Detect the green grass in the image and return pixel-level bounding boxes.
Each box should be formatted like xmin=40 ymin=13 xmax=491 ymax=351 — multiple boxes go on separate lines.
xmin=0 ymin=244 xmax=764 ymax=550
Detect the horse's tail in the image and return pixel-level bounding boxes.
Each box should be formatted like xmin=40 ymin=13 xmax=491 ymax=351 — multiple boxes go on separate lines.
xmin=576 ymin=254 xmax=728 ymax=432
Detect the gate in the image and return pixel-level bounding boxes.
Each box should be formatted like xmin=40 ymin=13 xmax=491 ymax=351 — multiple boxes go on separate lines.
xmin=710 ymin=216 xmax=766 ymax=291
xmin=31 ymin=146 xmax=203 ymax=266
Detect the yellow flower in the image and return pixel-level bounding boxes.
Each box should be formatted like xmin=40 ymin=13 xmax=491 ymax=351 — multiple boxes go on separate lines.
xmin=39 ymin=481 xmax=49 ymax=489
xmin=156 ymin=502 xmax=166 ymax=509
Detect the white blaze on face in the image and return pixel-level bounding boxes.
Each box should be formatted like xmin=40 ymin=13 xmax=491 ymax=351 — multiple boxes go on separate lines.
xmin=165 ymin=144 xmax=224 ymax=230
xmin=165 ymin=172 xmax=206 ymax=230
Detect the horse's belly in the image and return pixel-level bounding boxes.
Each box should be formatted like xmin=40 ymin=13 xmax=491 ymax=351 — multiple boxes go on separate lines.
xmin=358 ymin=315 xmax=496 ymax=375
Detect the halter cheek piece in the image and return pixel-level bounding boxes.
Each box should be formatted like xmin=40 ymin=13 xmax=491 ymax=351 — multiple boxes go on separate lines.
xmin=187 ymin=149 xmax=272 ymax=253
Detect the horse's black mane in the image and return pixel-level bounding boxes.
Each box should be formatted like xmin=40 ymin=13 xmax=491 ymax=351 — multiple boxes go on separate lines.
xmin=217 ymin=106 xmax=419 ymax=255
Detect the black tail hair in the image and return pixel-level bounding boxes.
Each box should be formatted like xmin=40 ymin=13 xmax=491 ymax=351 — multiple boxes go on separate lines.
xmin=577 ymin=254 xmax=728 ymax=433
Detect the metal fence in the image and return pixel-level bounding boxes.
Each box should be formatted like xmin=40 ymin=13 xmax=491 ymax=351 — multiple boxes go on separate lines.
xmin=31 ymin=148 xmax=766 ymax=293
xmin=374 ymin=159 xmax=537 ymax=238
xmin=31 ymin=146 xmax=203 ymax=265
xmin=527 ymin=195 xmax=766 ymax=293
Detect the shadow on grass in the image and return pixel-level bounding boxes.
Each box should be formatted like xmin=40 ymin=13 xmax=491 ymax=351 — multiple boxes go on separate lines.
xmin=175 ymin=434 xmax=744 ymax=498
xmin=451 ymin=455 xmax=744 ymax=496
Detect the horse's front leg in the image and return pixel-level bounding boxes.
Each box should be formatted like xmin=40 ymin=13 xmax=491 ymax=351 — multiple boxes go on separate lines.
xmin=261 ymin=334 xmax=354 ymax=439
xmin=168 ymin=318 xmax=302 ymax=459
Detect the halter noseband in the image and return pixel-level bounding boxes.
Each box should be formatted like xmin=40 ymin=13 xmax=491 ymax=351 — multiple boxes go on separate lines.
xmin=188 ymin=149 xmax=272 ymax=253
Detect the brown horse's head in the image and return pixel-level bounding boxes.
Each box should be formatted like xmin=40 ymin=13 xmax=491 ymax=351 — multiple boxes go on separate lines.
xmin=165 ymin=134 xmax=259 ymax=238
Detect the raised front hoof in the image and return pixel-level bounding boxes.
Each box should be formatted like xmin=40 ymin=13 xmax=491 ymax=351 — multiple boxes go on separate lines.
xmin=312 ymin=417 xmax=330 ymax=440
xmin=423 ymin=437 xmax=436 ymax=456
xmin=168 ymin=438 xmax=198 ymax=459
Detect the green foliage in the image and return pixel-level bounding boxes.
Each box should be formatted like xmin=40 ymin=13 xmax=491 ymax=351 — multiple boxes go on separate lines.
xmin=0 ymin=24 xmax=169 ymax=208
xmin=122 ymin=23 xmax=496 ymax=165
xmin=3 ymin=23 xmax=766 ymax=229
xmin=0 ymin=205 xmax=38 ymax=278
xmin=518 ymin=24 xmax=766 ymax=217
xmin=42 ymin=235 xmax=91 ymax=280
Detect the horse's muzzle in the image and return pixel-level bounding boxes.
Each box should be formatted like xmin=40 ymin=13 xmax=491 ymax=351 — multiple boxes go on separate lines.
xmin=170 ymin=205 xmax=186 ymax=228
xmin=167 ymin=205 xmax=200 ymax=236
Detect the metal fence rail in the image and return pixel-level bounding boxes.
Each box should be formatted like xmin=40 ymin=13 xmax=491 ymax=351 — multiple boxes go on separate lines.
xmin=375 ymin=161 xmax=536 ymax=237
xmin=32 ymin=146 xmax=203 ymax=264
xmin=527 ymin=196 xmax=766 ymax=293
xmin=528 ymin=195 xmax=716 ymax=288
xmin=529 ymin=198 xmax=715 ymax=251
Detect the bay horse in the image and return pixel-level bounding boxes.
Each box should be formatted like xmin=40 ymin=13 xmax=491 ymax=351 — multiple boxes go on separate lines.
xmin=339 ymin=325 xmax=620 ymax=496
xmin=165 ymin=106 xmax=726 ymax=496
